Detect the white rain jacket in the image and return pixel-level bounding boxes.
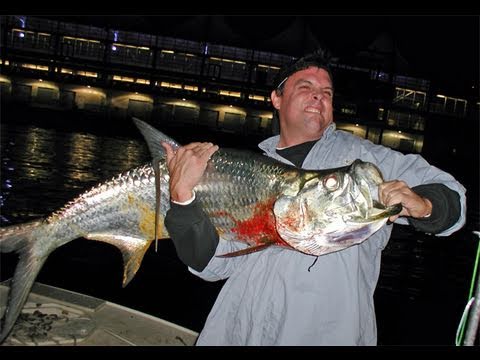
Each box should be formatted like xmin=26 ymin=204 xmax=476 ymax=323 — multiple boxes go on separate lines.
xmin=190 ymin=123 xmax=467 ymax=345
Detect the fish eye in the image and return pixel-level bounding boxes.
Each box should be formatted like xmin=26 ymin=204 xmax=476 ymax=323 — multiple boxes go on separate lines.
xmin=323 ymin=175 xmax=339 ymax=191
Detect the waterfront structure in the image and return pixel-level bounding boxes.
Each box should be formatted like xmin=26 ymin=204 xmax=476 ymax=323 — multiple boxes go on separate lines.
xmin=1 ymin=15 xmax=477 ymax=155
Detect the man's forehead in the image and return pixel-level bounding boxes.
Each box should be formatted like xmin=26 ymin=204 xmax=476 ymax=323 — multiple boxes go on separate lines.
xmin=288 ymin=67 xmax=332 ymax=84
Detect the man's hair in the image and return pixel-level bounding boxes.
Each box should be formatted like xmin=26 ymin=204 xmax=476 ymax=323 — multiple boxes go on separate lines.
xmin=273 ymin=48 xmax=334 ymax=94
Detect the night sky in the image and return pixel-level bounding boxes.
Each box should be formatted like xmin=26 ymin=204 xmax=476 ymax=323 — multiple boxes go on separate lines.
xmin=41 ymin=14 xmax=479 ymax=97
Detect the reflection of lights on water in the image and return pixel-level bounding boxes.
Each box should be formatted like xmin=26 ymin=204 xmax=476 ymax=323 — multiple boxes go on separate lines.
xmin=66 ymin=133 xmax=100 ymax=181
xmin=20 ymin=128 xmax=56 ymax=179
xmin=102 ymin=138 xmax=147 ymax=170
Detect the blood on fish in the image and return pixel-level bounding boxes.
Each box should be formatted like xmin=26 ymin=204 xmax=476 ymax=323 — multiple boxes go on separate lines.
xmin=231 ymin=198 xmax=287 ymax=246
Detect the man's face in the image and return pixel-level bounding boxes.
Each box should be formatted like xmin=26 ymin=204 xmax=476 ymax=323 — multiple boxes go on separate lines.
xmin=271 ymin=67 xmax=334 ymax=144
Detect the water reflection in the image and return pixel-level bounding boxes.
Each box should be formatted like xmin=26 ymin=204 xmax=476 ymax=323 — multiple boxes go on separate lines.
xmin=66 ymin=132 xmax=100 ymax=183
xmin=0 ymin=123 xmax=149 ymax=225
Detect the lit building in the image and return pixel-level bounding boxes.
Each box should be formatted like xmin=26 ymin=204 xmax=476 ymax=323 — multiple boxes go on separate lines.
xmin=1 ymin=15 xmax=477 ymax=156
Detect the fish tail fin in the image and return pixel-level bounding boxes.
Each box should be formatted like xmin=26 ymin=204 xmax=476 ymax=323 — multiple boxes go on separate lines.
xmin=0 ymin=220 xmax=52 ymax=343
xmin=132 ymin=117 xmax=181 ymax=159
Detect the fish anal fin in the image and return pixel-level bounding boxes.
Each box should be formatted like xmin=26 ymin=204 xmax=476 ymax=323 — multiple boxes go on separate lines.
xmin=216 ymin=242 xmax=273 ymax=258
xmin=84 ymin=233 xmax=153 ymax=287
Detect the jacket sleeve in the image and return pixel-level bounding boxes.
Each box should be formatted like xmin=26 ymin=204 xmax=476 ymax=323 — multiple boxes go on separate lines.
xmin=359 ymin=141 xmax=467 ymax=236
xmin=409 ymin=183 xmax=461 ymax=234
xmin=164 ymin=199 xmax=219 ymax=272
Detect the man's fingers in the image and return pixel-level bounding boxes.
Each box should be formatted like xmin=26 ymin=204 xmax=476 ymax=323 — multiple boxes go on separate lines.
xmin=161 ymin=142 xmax=175 ymax=163
xmin=379 ymin=181 xmax=407 ymax=206
xmin=178 ymin=143 xmax=218 ymax=161
xmin=199 ymin=144 xmax=219 ymax=160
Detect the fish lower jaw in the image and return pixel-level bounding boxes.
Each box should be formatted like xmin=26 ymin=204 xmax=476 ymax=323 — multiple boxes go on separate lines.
xmin=344 ymin=213 xmax=390 ymax=225
xmin=277 ymin=228 xmax=329 ymax=248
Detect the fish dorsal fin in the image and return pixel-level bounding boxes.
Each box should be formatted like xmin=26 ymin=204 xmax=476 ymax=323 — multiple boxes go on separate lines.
xmin=132 ymin=117 xmax=180 ymax=252
xmin=216 ymin=242 xmax=273 ymax=258
xmin=132 ymin=117 xmax=181 ymax=159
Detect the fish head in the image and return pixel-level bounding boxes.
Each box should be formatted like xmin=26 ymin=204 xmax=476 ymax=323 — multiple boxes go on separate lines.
xmin=273 ymin=159 xmax=402 ymax=256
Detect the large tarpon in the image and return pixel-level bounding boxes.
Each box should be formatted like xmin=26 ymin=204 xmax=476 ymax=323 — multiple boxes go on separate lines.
xmin=0 ymin=118 xmax=401 ymax=342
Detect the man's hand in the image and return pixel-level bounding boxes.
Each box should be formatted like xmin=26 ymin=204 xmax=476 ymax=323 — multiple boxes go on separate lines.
xmin=379 ymin=180 xmax=432 ymax=222
xmin=162 ymin=142 xmax=219 ymax=203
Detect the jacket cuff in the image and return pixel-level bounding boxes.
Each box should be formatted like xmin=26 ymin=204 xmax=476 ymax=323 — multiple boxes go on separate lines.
xmin=408 ymin=183 xmax=460 ymax=235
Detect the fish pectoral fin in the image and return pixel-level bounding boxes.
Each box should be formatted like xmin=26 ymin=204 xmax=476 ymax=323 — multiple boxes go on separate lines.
xmin=84 ymin=233 xmax=152 ymax=287
xmin=216 ymin=242 xmax=273 ymax=258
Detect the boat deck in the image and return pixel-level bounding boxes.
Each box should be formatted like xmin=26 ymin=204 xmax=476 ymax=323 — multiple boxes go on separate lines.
xmin=0 ymin=282 xmax=198 ymax=346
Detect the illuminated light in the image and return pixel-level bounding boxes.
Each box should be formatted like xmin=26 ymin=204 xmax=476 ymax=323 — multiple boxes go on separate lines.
xmin=161 ymin=50 xmax=174 ymax=54
xmin=39 ymin=79 xmax=43 ymax=82
xmin=229 ymin=105 xmax=233 ymax=107
xmin=19 ymin=32 xmax=25 ymax=38
xmin=398 ymin=131 xmax=402 ymax=134
xmin=248 ymin=94 xmax=265 ymax=101
xmin=219 ymin=90 xmax=241 ymax=98
xmin=258 ymin=64 xmax=280 ymax=70
xmin=160 ymin=81 xmax=181 ymax=89
xmin=355 ymin=124 xmax=359 ymax=127
xmin=183 ymin=85 xmax=198 ymax=91
xmin=135 ymin=92 xmax=138 ymax=94
xmin=182 ymin=98 xmax=186 ymax=101
xmin=111 ymin=45 xmax=117 ymax=51
xmin=63 ymin=36 xmax=100 ymax=44
xmin=19 ymin=16 xmax=26 ymax=28
xmin=113 ymin=75 xmax=134 ymax=82
xmin=87 ymin=85 xmax=91 ymax=88
xmin=22 ymin=63 xmax=49 ymax=71
xmin=77 ymin=71 xmax=98 ymax=78
xmin=436 ymin=94 xmax=446 ymax=98
xmin=113 ymin=31 xmax=118 ymax=42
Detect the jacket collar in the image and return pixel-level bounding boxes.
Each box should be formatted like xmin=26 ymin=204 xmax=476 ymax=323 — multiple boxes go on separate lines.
xmin=258 ymin=122 xmax=337 ymax=157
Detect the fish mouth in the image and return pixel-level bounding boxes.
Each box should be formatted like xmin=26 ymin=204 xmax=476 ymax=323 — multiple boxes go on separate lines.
xmin=346 ymin=201 xmax=402 ymax=224
xmin=350 ymin=160 xmax=402 ymax=222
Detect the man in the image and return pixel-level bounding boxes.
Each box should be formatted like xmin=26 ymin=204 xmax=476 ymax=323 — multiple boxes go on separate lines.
xmin=161 ymin=49 xmax=466 ymax=345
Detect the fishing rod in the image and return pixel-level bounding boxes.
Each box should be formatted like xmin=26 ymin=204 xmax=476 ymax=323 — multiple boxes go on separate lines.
xmin=456 ymin=230 xmax=480 ymax=346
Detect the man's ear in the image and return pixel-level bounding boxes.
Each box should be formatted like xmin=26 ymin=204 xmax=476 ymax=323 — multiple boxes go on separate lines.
xmin=271 ymin=90 xmax=281 ymax=110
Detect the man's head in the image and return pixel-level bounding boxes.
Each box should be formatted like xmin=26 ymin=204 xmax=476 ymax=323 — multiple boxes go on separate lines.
xmin=271 ymin=49 xmax=334 ymax=147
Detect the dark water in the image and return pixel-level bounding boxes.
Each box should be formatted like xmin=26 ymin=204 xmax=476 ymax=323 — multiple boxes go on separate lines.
xmin=1 ymin=117 xmax=478 ymax=345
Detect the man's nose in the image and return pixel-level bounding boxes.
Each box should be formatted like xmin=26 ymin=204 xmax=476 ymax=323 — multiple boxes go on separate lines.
xmin=312 ymin=90 xmax=323 ymax=100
